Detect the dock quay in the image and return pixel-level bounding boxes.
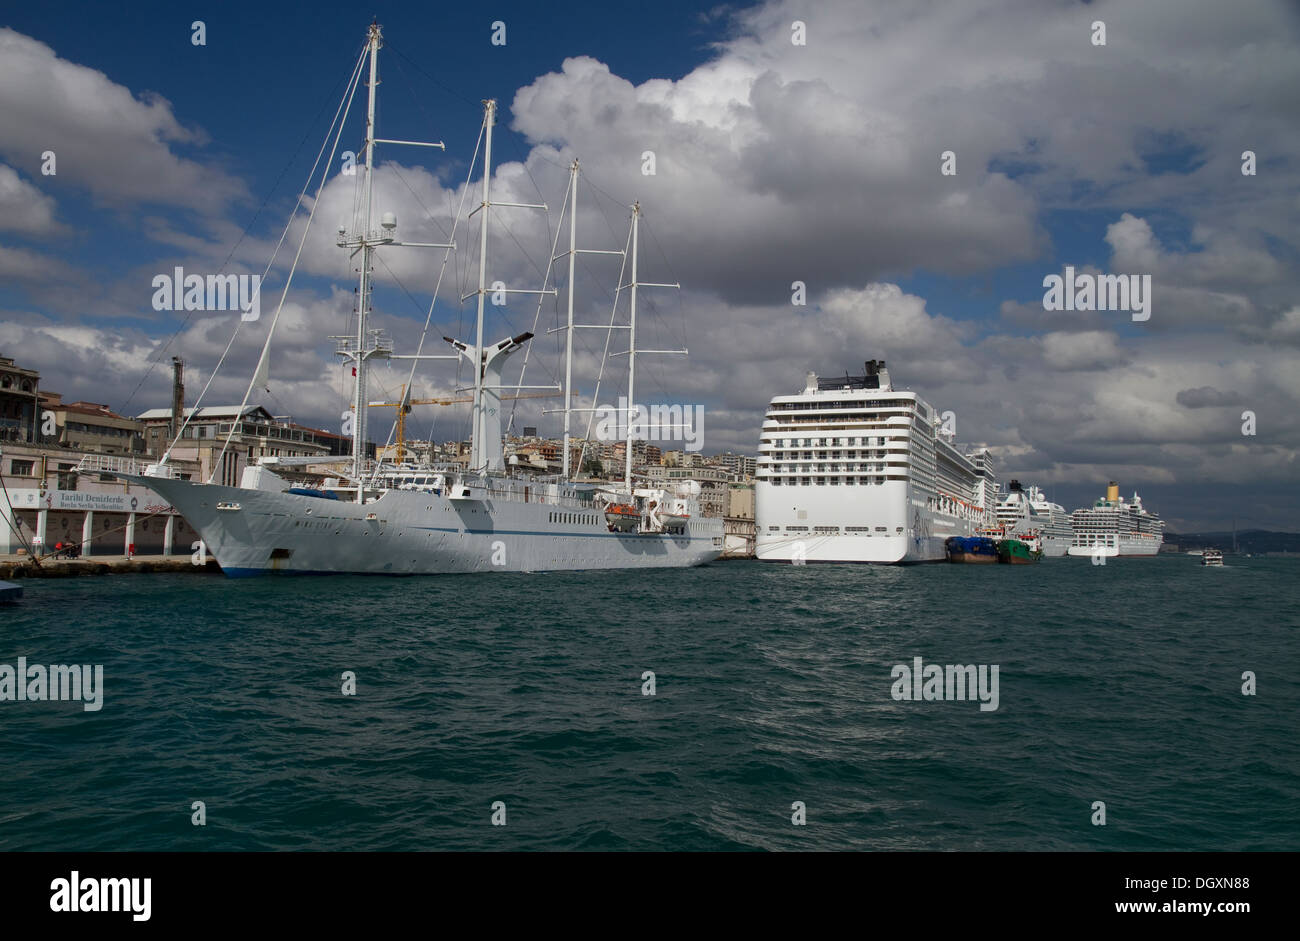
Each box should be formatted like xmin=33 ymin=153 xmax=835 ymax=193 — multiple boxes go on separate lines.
xmin=0 ymin=554 xmax=222 ymax=579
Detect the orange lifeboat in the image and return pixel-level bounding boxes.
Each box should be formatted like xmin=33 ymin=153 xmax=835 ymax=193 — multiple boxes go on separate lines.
xmin=604 ymin=503 xmax=640 ymax=532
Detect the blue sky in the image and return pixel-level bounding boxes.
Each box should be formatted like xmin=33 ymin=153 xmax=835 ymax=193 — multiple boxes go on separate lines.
xmin=2 ymin=0 xmax=1298 ymax=530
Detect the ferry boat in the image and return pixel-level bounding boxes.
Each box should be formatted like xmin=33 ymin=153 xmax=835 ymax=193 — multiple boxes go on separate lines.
xmin=754 ymin=360 xmax=998 ymax=563
xmin=995 ymin=480 xmax=1073 ymax=557
xmin=102 ymin=22 xmax=722 ymax=575
xmin=1066 ymin=481 xmax=1165 ymax=558
xmin=1201 ymin=548 xmax=1224 ymax=567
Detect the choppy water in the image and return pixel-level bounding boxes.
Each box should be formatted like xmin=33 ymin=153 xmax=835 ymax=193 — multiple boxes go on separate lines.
xmin=1 ymin=555 xmax=1296 ymax=850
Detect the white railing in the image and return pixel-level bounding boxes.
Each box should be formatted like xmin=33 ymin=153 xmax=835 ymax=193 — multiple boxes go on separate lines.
xmin=76 ymin=454 xmax=141 ymax=475
xmin=75 ymin=454 xmax=176 ymax=478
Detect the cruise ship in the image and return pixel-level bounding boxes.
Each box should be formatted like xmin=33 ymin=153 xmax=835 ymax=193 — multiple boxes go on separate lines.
xmin=103 ymin=23 xmax=722 ymax=575
xmin=754 ymin=360 xmax=997 ymax=563
xmin=1067 ymin=482 xmax=1165 ymax=557
xmin=995 ymin=480 xmax=1074 ymax=557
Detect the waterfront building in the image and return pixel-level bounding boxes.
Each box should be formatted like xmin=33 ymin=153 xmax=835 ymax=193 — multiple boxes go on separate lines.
xmin=0 ymin=355 xmax=42 ymax=444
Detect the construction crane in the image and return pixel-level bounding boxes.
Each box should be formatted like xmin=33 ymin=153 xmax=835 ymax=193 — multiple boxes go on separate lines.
xmin=367 ymin=384 xmax=570 ymax=463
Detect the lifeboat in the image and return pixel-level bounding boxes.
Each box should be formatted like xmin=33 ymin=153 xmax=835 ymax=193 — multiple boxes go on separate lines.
xmin=660 ymin=511 xmax=689 ymax=532
xmin=604 ymin=503 xmax=641 ymax=532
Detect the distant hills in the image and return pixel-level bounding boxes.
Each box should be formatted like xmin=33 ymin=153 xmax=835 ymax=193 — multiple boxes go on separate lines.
xmin=1163 ymin=530 xmax=1300 ymax=554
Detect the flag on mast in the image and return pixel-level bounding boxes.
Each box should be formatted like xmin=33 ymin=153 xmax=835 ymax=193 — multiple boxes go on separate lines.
xmin=252 ymin=341 xmax=271 ymax=390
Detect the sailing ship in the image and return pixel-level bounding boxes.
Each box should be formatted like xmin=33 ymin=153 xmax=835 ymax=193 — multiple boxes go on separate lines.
xmin=102 ymin=22 xmax=723 ymax=575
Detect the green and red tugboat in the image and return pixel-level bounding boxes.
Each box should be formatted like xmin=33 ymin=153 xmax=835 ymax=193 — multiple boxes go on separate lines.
xmin=997 ymin=537 xmax=1043 ymax=564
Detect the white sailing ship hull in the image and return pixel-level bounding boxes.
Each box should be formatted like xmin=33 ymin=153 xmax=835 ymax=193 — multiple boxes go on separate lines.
xmin=130 ymin=476 xmax=723 ymax=576
xmin=754 ymin=481 xmax=970 ymax=563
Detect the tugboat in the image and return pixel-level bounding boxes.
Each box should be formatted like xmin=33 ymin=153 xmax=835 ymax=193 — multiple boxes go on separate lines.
xmin=1201 ymin=548 xmax=1224 ymax=567
xmin=945 ymin=535 xmax=998 ymax=563
xmin=997 ymin=537 xmax=1042 ymax=564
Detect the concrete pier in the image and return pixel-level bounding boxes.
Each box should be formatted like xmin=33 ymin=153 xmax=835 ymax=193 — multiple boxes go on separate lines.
xmin=0 ymin=554 xmax=222 ymax=579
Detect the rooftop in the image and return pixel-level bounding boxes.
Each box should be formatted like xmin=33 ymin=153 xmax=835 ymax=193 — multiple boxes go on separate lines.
xmin=137 ymin=405 xmax=271 ymax=421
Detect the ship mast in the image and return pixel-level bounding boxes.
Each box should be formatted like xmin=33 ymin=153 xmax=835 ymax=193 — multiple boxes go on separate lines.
xmin=456 ymin=100 xmax=553 ymax=474
xmin=625 ymin=204 xmax=640 ymax=495
xmin=620 ymin=202 xmax=683 ymax=494
xmin=562 ymin=160 xmax=578 ymax=479
xmin=348 ymin=22 xmax=385 ymax=500
xmin=333 ymin=22 xmax=455 ymax=494
xmin=547 ymin=161 xmax=625 ymax=481
xmin=469 ymin=100 xmax=496 ymax=472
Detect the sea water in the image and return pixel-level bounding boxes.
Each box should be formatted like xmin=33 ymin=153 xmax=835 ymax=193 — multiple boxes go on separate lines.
xmin=1 ymin=556 xmax=1296 ymax=850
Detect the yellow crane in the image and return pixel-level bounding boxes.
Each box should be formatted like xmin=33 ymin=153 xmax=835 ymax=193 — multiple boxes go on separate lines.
xmin=367 ymin=384 xmax=570 ymax=463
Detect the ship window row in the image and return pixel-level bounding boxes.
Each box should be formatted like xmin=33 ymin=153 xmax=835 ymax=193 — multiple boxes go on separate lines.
xmin=767 ymin=463 xmax=891 ymax=474
xmin=777 ymin=524 xmax=903 ymax=535
xmin=762 ymin=436 xmax=893 ymax=448
xmin=764 ymin=450 xmax=892 ymax=461
xmin=548 ymin=512 xmax=599 ymax=526
xmin=769 ymin=399 xmax=915 ymax=409
xmin=768 ymin=476 xmax=891 ymax=486
xmin=765 ymin=415 xmax=912 ymax=427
